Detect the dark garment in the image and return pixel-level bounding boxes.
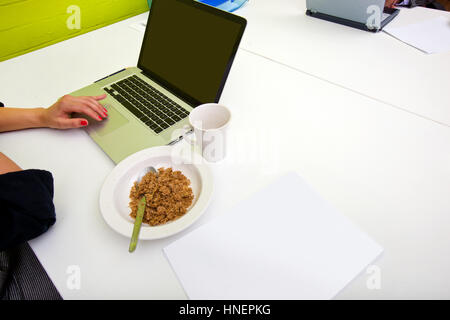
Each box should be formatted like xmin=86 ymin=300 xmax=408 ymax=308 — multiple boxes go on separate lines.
xmin=0 ymin=170 xmax=56 ymax=251
xmin=0 ymin=242 xmax=62 ymax=300
xmin=0 ymin=169 xmax=61 ymax=300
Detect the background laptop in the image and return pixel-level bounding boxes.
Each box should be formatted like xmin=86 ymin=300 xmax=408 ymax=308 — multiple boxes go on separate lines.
xmin=70 ymin=0 xmax=246 ymax=163
xmin=306 ymin=0 xmax=400 ymax=32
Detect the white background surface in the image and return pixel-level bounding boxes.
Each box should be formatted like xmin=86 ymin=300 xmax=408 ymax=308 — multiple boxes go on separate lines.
xmin=237 ymin=0 xmax=450 ymax=126
xmin=0 ymin=2 xmax=450 ymax=299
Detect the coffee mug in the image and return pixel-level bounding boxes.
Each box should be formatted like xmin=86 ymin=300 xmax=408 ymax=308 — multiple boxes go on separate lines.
xmin=183 ymin=103 xmax=231 ymax=162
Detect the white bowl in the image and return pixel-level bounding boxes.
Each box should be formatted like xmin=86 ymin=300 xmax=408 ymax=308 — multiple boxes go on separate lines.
xmin=99 ymin=146 xmax=213 ymax=239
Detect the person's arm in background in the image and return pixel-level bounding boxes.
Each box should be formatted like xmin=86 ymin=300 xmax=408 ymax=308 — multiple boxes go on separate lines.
xmin=386 ymin=0 xmax=447 ymax=8
xmin=407 ymin=0 xmax=435 ymax=7
xmin=0 ymin=94 xmax=108 ymax=133
xmin=385 ymin=0 xmax=402 ymax=7
xmin=384 ymin=0 xmax=430 ymax=7
xmin=438 ymin=0 xmax=450 ymax=10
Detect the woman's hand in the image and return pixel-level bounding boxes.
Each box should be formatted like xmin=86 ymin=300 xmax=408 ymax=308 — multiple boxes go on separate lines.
xmin=42 ymin=94 xmax=108 ymax=129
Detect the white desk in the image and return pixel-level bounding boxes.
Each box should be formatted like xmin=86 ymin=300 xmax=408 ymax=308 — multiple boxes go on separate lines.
xmin=237 ymin=0 xmax=450 ymax=126
xmin=1 ymin=11 xmax=450 ymax=299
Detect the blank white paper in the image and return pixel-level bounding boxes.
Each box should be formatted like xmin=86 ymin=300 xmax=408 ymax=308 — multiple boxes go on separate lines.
xmin=164 ymin=173 xmax=383 ymax=299
xmin=383 ymin=16 xmax=450 ymax=54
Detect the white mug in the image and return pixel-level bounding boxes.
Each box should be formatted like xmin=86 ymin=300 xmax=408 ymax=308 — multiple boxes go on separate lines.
xmin=183 ymin=103 xmax=231 ymax=162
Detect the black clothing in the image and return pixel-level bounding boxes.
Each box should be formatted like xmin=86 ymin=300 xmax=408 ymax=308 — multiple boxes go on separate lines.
xmin=0 ymin=170 xmax=56 ymax=251
xmin=0 ymin=169 xmax=61 ymax=300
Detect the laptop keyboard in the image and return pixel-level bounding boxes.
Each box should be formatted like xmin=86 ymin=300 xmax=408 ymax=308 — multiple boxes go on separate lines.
xmin=103 ymin=75 xmax=190 ymax=134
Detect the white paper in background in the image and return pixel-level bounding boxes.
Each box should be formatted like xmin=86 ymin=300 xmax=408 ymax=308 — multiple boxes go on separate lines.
xmin=164 ymin=173 xmax=383 ymax=300
xmin=383 ymin=16 xmax=450 ymax=54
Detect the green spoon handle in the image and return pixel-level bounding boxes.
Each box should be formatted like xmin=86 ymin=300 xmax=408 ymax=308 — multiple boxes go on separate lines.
xmin=129 ymin=196 xmax=146 ymax=253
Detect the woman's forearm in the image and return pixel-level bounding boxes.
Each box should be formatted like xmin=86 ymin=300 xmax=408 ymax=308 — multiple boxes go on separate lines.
xmin=0 ymin=107 xmax=48 ymax=133
xmin=0 ymin=152 xmax=22 ymax=174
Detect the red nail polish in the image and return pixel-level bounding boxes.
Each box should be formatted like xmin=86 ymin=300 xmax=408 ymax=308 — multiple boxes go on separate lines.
xmin=103 ymin=112 xmax=108 ymax=117
xmin=98 ymin=116 xmax=103 ymax=120
xmin=103 ymin=108 xmax=108 ymax=113
xmin=81 ymin=120 xmax=88 ymax=126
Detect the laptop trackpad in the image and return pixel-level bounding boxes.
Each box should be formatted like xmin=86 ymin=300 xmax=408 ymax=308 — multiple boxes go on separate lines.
xmin=86 ymin=105 xmax=129 ymax=137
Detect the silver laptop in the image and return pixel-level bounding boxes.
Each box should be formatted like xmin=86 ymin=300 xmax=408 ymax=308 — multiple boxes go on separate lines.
xmin=70 ymin=0 xmax=246 ymax=163
xmin=306 ymin=0 xmax=400 ymax=32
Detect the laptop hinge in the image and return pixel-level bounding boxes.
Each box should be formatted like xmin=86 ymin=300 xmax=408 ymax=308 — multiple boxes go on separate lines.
xmin=94 ymin=68 xmax=126 ymax=83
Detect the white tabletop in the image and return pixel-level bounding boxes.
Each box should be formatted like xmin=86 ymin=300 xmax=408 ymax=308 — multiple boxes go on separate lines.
xmin=1 ymin=8 xmax=450 ymax=299
xmin=237 ymin=0 xmax=450 ymax=126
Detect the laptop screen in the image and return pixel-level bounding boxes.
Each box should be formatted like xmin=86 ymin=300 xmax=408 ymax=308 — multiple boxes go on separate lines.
xmin=138 ymin=0 xmax=246 ymax=107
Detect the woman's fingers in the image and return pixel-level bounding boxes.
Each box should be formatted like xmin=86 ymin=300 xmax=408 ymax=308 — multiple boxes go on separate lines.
xmin=58 ymin=118 xmax=89 ymax=129
xmin=80 ymin=97 xmax=108 ymax=119
xmin=87 ymin=96 xmax=108 ymax=117
xmin=93 ymin=94 xmax=107 ymax=101
xmin=71 ymin=102 xmax=105 ymax=121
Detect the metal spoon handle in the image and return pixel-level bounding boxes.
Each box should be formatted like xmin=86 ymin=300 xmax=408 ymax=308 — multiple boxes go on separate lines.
xmin=129 ymin=196 xmax=147 ymax=253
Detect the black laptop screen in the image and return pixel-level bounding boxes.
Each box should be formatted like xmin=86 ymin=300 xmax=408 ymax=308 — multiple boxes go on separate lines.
xmin=137 ymin=0 xmax=246 ymax=107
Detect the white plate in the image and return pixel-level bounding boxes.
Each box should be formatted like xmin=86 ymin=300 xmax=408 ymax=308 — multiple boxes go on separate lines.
xmin=99 ymin=146 xmax=213 ymax=240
